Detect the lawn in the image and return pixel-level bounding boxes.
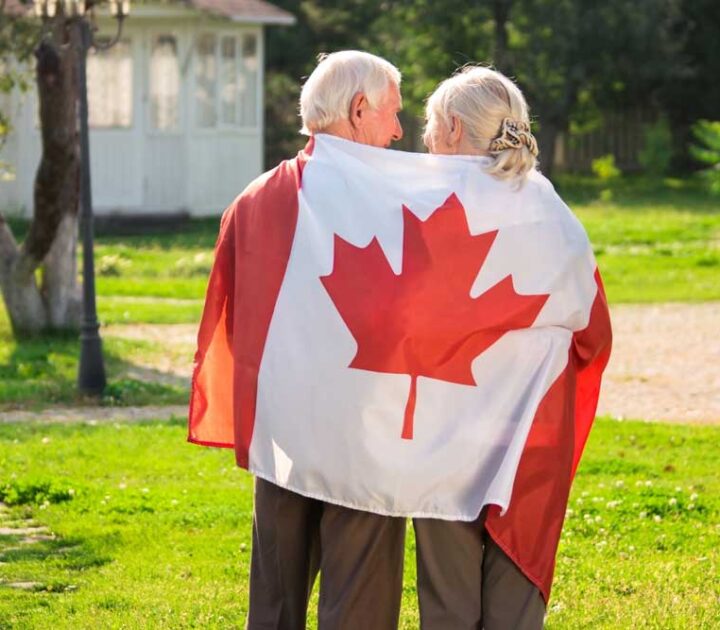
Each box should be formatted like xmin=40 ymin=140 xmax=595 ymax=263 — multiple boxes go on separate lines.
xmin=559 ymin=176 xmax=720 ymax=303
xmin=0 ymin=417 xmax=718 ymax=628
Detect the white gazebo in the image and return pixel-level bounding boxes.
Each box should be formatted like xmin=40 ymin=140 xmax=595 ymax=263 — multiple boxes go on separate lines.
xmin=0 ymin=0 xmax=294 ymax=217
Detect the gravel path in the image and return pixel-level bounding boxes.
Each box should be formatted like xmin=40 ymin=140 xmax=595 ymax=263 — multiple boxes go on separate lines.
xmin=0 ymin=304 xmax=717 ymax=425
xmin=0 ymin=405 xmax=188 ymax=425
xmin=596 ymin=302 xmax=720 ymax=424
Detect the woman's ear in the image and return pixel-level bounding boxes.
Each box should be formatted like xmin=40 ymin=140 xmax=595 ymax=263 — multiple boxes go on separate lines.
xmin=448 ymin=115 xmax=463 ymax=148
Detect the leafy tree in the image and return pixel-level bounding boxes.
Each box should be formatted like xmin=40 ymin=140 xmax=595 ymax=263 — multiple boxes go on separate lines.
xmin=263 ymin=0 xmax=388 ymax=166
xmin=374 ymin=0 xmax=684 ymax=177
xmin=0 ymin=0 xmax=38 ymax=177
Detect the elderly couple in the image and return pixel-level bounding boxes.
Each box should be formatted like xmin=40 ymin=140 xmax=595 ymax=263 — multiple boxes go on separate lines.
xmin=189 ymin=50 xmax=612 ymax=630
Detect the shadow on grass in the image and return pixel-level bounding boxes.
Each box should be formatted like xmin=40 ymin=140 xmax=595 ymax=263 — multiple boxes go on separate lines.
xmin=0 ymin=329 xmax=188 ymax=409
xmin=7 ymin=216 xmax=221 ymax=251
xmin=0 ymin=535 xmax=113 ymax=572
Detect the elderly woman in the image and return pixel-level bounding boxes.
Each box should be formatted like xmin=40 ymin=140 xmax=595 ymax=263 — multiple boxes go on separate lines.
xmin=413 ymin=66 xmax=606 ymax=630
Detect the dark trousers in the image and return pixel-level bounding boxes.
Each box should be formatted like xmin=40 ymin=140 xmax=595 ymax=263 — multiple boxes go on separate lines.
xmin=247 ymin=477 xmax=406 ymax=630
xmin=413 ymin=512 xmax=546 ymax=630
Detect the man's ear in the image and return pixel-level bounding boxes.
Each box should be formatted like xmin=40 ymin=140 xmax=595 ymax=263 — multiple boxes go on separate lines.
xmin=449 ymin=115 xmax=463 ymax=148
xmin=349 ymin=92 xmax=368 ymax=129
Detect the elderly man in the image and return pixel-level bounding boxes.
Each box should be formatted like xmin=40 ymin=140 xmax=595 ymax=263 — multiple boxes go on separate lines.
xmin=189 ymin=51 xmax=405 ymax=630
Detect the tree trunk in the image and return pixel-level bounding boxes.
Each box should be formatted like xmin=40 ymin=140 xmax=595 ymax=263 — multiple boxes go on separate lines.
xmin=0 ymin=12 xmax=81 ymax=336
xmin=1 ymin=266 xmax=48 ymax=336
xmin=42 ymin=211 xmax=81 ymax=329
xmin=0 ymin=216 xmax=47 ymax=336
xmin=492 ymin=0 xmax=513 ymax=72
xmin=536 ymin=119 xmax=560 ymax=181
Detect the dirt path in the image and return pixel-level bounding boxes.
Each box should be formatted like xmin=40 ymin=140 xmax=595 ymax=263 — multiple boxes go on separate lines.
xmin=0 ymin=405 xmax=188 ymax=425
xmin=0 ymin=304 xmax=717 ymax=425
xmin=596 ymin=302 xmax=720 ymax=424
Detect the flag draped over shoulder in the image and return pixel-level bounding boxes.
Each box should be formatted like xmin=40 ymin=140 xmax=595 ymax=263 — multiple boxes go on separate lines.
xmin=188 ymin=134 xmax=612 ymax=602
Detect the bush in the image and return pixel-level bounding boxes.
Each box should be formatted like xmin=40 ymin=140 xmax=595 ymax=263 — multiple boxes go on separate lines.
xmin=639 ymin=117 xmax=673 ymax=176
xmin=171 ymin=252 xmax=213 ymax=277
xmin=591 ymin=154 xmax=621 ymax=181
xmin=591 ymin=154 xmax=621 ymax=202
xmin=689 ymin=120 xmax=720 ymax=195
xmin=97 ymin=254 xmax=132 ymax=277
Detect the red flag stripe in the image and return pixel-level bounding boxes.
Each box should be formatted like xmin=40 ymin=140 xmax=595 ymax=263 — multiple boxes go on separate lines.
xmin=187 ymin=140 xmax=314 ymax=465
xmin=484 ymin=268 xmax=612 ymax=602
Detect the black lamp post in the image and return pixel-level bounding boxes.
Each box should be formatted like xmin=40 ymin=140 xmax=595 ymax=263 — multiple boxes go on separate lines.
xmin=34 ymin=0 xmax=130 ymax=395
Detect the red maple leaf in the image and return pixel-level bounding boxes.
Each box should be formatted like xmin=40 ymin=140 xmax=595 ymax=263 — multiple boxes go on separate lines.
xmin=320 ymin=193 xmax=549 ymax=440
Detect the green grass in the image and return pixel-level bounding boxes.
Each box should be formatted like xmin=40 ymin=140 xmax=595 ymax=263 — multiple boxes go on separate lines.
xmin=562 ymin=176 xmax=720 ymax=303
xmin=0 ymin=331 xmax=189 ymax=409
xmin=0 ymin=417 xmax=717 ymax=628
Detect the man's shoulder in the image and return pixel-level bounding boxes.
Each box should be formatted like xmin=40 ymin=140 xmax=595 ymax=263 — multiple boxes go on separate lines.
xmin=231 ymin=156 xmax=300 ymax=208
xmin=217 ymin=154 xmax=302 ymax=234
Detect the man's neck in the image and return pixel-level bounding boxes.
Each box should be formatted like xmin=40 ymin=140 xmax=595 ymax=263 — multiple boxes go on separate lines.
xmin=316 ymin=120 xmax=357 ymax=143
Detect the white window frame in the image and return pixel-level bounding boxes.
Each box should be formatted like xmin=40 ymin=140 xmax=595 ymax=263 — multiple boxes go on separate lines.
xmin=147 ymin=30 xmax=184 ymax=136
xmin=192 ymin=28 xmax=261 ymax=132
xmin=87 ymin=36 xmax=134 ymax=130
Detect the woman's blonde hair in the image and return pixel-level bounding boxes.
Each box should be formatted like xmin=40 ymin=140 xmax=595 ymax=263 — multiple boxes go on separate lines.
xmin=300 ymin=51 xmax=402 ymax=135
xmin=425 ymin=66 xmax=538 ymax=186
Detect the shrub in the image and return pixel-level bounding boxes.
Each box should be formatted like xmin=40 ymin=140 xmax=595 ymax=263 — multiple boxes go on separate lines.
xmin=172 ymin=252 xmax=213 ymax=277
xmin=97 ymin=254 xmax=132 ymax=277
xmin=591 ymin=154 xmax=621 ymax=181
xmin=639 ymin=117 xmax=673 ymax=176
xmin=689 ymin=120 xmax=720 ymax=195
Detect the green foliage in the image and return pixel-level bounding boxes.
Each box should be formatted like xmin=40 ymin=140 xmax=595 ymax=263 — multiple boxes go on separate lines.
xmin=263 ymin=0 xmax=690 ymax=169
xmin=96 ymin=254 xmax=132 ymax=277
xmin=591 ymin=154 xmax=621 ymax=181
xmin=690 ymin=120 xmax=720 ymax=195
xmin=639 ymin=117 xmax=674 ymax=176
xmin=0 ymin=6 xmax=40 ymax=159
xmin=0 ymin=479 xmax=75 ymax=506
xmin=0 ymin=418 xmax=718 ymax=627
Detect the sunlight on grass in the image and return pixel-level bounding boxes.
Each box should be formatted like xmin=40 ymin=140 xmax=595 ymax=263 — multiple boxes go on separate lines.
xmin=0 ymin=326 xmax=189 ymax=409
xmin=0 ymin=417 xmax=717 ymax=628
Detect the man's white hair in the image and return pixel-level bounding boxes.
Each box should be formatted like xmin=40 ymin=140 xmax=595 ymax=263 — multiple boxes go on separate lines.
xmin=300 ymin=50 xmax=402 ymax=135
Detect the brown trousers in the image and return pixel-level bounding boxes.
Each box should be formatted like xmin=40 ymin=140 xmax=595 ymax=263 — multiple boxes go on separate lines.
xmin=246 ymin=478 xmax=406 ymax=630
xmin=413 ymin=513 xmax=546 ymax=630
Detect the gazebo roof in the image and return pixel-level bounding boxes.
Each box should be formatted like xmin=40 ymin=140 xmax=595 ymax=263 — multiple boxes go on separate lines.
xmin=4 ymin=0 xmax=295 ymax=24
xmin=192 ymin=0 xmax=294 ymax=24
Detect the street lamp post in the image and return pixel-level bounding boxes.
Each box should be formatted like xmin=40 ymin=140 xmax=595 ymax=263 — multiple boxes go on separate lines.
xmin=33 ymin=0 xmax=130 ymax=396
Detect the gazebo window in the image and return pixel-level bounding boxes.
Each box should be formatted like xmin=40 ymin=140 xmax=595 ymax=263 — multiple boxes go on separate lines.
xmin=87 ymin=39 xmax=133 ymax=128
xmin=195 ymin=34 xmax=217 ymax=128
xmin=150 ymin=35 xmax=180 ymax=132
xmin=195 ymin=32 xmax=259 ymax=129
xmin=221 ymin=37 xmax=238 ymax=124
xmin=241 ymin=34 xmax=258 ymax=127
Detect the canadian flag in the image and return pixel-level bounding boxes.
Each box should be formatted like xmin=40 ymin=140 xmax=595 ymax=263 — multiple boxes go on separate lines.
xmin=188 ymin=134 xmax=612 ymax=601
